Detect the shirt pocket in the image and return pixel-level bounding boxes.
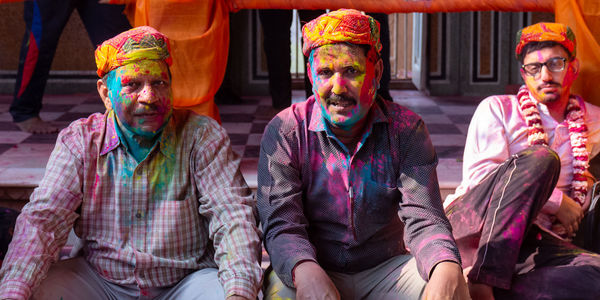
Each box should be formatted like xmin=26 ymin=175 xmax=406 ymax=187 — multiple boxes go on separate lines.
xmin=361 ymin=179 xmax=401 ymax=224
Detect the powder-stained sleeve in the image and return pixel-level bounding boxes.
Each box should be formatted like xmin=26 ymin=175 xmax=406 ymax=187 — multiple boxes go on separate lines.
xmin=0 ymin=126 xmax=84 ymax=299
xmin=397 ymin=119 xmax=461 ymax=280
xmin=192 ymin=118 xmax=263 ymax=299
xmin=256 ymin=116 xmax=317 ymax=288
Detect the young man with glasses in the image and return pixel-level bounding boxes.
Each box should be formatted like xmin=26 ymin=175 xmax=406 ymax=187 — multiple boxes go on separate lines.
xmin=444 ymin=22 xmax=600 ymax=299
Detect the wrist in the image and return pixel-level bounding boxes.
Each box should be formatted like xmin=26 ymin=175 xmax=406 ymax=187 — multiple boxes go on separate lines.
xmin=430 ymin=260 xmax=461 ymax=278
xmin=292 ymin=260 xmax=319 ymax=287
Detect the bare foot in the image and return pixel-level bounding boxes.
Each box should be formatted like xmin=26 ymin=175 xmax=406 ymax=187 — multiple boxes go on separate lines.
xmin=15 ymin=117 xmax=59 ymax=134
xmin=468 ymin=282 xmax=495 ymax=300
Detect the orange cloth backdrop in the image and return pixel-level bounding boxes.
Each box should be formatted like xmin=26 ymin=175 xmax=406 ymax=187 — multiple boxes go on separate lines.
xmin=7 ymin=0 xmax=599 ymax=113
xmin=226 ymin=0 xmax=553 ymax=13
xmin=555 ymin=0 xmax=600 ymax=106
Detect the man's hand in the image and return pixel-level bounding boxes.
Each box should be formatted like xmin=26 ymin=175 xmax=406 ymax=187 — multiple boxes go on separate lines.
xmin=293 ymin=261 xmax=340 ymax=300
xmin=555 ymin=193 xmax=584 ymax=237
xmin=423 ymin=261 xmax=471 ymax=300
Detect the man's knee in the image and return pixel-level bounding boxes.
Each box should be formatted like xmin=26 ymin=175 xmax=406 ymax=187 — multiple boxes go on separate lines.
xmin=32 ymin=257 xmax=106 ymax=300
xmin=518 ymin=145 xmax=560 ymax=175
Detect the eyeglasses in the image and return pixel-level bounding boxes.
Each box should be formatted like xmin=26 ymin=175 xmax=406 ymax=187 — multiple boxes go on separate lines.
xmin=521 ymin=57 xmax=567 ymax=77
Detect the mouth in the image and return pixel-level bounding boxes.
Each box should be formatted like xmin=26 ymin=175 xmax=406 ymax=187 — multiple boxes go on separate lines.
xmin=134 ymin=112 xmax=159 ymax=117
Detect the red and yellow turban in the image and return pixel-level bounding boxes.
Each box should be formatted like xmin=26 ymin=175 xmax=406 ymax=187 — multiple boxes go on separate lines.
xmin=302 ymin=9 xmax=381 ymax=57
xmin=515 ymin=22 xmax=576 ymax=58
xmin=95 ymin=26 xmax=172 ymax=78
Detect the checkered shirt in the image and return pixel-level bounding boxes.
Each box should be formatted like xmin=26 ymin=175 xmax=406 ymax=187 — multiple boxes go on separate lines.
xmin=0 ymin=110 xmax=262 ymax=299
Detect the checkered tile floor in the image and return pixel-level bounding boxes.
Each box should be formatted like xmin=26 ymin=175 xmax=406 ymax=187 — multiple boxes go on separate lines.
xmin=0 ymin=90 xmax=480 ymax=200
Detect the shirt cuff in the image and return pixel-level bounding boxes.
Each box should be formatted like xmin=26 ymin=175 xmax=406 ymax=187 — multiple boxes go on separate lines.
xmin=541 ymin=188 xmax=563 ymax=215
xmin=222 ymin=276 xmax=259 ymax=300
xmin=427 ymin=257 xmax=462 ymax=280
xmin=0 ymin=279 xmax=32 ymax=300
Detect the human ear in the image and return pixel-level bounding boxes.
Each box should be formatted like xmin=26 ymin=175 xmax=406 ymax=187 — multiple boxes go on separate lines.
xmin=374 ymin=57 xmax=383 ymax=86
xmin=97 ymin=79 xmax=112 ymax=111
xmin=569 ymin=58 xmax=580 ymax=79
xmin=307 ymin=62 xmax=314 ymax=85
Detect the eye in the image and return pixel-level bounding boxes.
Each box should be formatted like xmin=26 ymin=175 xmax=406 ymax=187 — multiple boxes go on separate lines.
xmin=124 ymin=81 xmax=139 ymax=89
xmin=523 ymin=64 xmax=541 ymax=75
xmin=152 ymin=80 xmax=168 ymax=87
xmin=346 ymin=67 xmax=359 ymax=75
xmin=547 ymin=58 xmax=566 ymax=71
xmin=317 ymin=69 xmax=333 ymax=77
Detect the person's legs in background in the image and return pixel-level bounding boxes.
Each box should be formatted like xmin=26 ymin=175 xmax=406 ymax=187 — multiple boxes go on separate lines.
xmin=297 ymin=10 xmax=325 ymax=99
xmin=368 ymin=13 xmax=393 ymax=101
xmin=257 ymin=9 xmax=293 ymax=120
xmin=10 ymin=0 xmax=130 ymax=134
xmin=76 ymin=0 xmax=130 ymax=49
xmin=10 ymin=0 xmax=76 ymax=134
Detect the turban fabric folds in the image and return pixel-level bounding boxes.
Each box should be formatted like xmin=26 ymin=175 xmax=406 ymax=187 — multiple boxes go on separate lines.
xmin=95 ymin=26 xmax=172 ymax=77
xmin=302 ymin=9 xmax=381 ymax=57
xmin=515 ymin=22 xmax=576 ymax=58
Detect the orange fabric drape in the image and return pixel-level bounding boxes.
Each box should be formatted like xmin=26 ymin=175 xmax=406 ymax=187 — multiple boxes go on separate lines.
xmin=122 ymin=0 xmax=229 ymax=123
xmin=555 ymin=0 xmax=600 ymax=107
xmin=226 ymin=0 xmax=554 ymax=13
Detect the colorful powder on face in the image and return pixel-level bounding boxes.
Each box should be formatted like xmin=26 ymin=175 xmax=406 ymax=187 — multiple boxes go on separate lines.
xmin=105 ymin=60 xmax=172 ymax=137
xmin=309 ymin=44 xmax=378 ymax=130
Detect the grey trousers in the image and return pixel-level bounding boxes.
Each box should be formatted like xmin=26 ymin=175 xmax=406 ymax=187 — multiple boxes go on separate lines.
xmin=264 ymin=255 xmax=426 ymax=300
xmin=32 ymin=257 xmax=225 ymax=300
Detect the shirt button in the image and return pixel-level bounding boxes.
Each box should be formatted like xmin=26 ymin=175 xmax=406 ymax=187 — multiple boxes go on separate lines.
xmin=135 ymin=211 xmax=143 ymax=218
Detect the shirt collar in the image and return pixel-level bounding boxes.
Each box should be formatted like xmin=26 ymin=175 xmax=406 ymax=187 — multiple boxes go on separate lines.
xmin=100 ymin=110 xmax=177 ymax=160
xmin=307 ymin=95 xmax=389 ymax=133
xmin=100 ymin=111 xmax=121 ymax=155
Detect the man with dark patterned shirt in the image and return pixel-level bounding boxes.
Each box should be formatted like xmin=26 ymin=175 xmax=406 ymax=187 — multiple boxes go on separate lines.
xmin=257 ymin=9 xmax=469 ymax=300
xmin=0 ymin=26 xmax=262 ymax=300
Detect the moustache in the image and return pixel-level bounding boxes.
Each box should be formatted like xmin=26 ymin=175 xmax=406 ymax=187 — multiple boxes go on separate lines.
xmin=133 ymin=104 xmax=163 ymax=116
xmin=326 ymin=94 xmax=356 ymax=106
xmin=538 ymin=82 xmax=561 ymax=90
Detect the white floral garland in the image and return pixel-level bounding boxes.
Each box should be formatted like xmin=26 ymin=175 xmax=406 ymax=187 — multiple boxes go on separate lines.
xmin=517 ymin=85 xmax=589 ymax=205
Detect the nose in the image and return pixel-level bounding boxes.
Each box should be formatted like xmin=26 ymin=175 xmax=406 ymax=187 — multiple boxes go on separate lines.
xmin=137 ymin=83 xmax=157 ymax=104
xmin=331 ymin=73 xmax=347 ymax=95
xmin=539 ymin=65 xmax=553 ymax=82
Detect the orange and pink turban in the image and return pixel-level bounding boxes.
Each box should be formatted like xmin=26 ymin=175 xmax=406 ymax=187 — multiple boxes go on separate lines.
xmin=95 ymin=26 xmax=172 ymax=78
xmin=515 ymin=22 xmax=576 ymax=58
xmin=302 ymin=9 xmax=382 ymax=57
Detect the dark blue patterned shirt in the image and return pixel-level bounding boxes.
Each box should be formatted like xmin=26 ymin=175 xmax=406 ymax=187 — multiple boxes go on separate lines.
xmin=257 ymin=96 xmax=461 ymax=287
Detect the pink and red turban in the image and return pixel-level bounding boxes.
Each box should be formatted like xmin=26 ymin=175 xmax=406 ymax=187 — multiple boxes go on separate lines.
xmin=302 ymin=9 xmax=382 ymax=57
xmin=515 ymin=22 xmax=576 ymax=58
xmin=95 ymin=26 xmax=172 ymax=78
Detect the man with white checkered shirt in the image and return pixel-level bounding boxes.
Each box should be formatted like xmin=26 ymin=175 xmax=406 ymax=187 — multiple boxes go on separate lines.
xmin=0 ymin=26 xmax=262 ymax=300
